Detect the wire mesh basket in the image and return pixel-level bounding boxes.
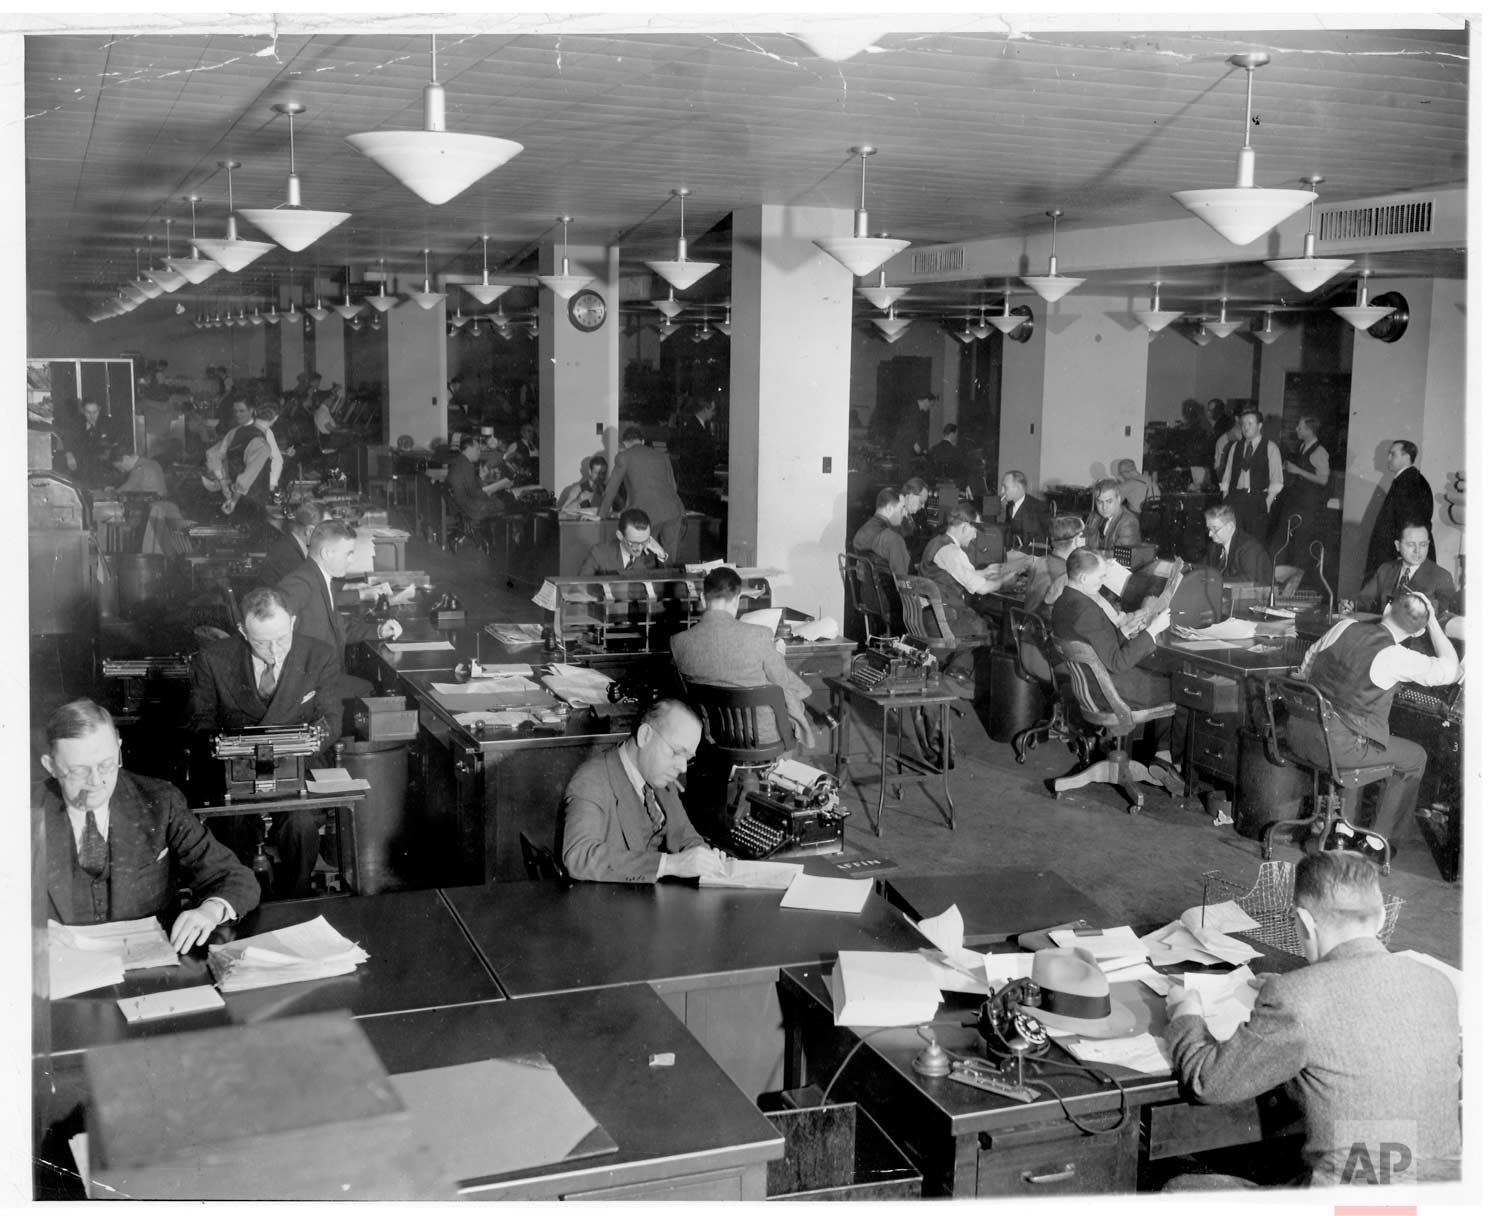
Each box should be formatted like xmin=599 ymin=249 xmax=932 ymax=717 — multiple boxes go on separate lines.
xmin=1201 ymin=861 xmax=1404 ymax=955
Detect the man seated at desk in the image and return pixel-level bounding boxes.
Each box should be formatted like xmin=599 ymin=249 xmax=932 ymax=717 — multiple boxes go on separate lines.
xmin=35 ymin=699 xmax=259 ymax=950
xmin=258 ymin=500 xmax=326 ymax=586
xmin=561 ymin=699 xmax=729 ymax=883
xmin=1082 ymin=476 xmax=1141 ymax=554
xmin=997 ymin=470 xmax=1050 ymax=552
xmin=1295 ymin=589 xmax=1459 ymax=844
xmin=1021 ymin=514 xmax=1087 ymax=618
xmin=447 ymin=435 xmax=514 ymax=521
xmin=109 ymin=447 xmax=167 ymax=498
xmin=917 ymin=500 xmax=1012 ymax=696
xmin=1204 ymin=503 xmax=1273 ymax=586
xmin=671 ymin=565 xmax=813 ymax=747
xmin=1352 ymin=523 xmax=1457 ymax=618
xmin=1166 ymin=852 xmax=1460 ymax=1187
xmin=851 ymin=488 xmax=912 ymax=576
xmin=187 ymin=587 xmax=343 ymax=898
xmin=579 ymin=507 xmax=670 ymax=575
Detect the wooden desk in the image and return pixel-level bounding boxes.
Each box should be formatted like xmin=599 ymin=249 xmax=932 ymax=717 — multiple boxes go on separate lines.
xmin=358 ymin=985 xmax=783 ymax=1199
xmin=47 ymin=890 xmax=502 ymax=1059
xmin=881 ymin=870 xmax=1112 ymax=945
xmin=441 ymin=880 xmax=927 ymax=1096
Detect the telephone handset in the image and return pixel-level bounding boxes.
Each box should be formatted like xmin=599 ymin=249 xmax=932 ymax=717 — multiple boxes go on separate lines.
xmin=977 ymin=979 xmax=1051 ymax=1061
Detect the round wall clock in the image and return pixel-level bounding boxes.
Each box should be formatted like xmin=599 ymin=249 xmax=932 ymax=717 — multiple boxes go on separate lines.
xmin=569 ymin=289 xmax=609 ymax=332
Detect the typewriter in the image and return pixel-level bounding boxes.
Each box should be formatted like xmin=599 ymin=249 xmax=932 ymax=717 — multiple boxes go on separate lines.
xmin=728 ymin=758 xmax=848 ymax=860
xmin=212 ymin=723 xmax=327 ymax=799
xmin=847 ymin=636 xmax=938 ymax=695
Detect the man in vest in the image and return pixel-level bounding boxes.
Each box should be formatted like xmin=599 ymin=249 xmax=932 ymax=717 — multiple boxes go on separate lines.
xmin=1278 ymin=415 xmax=1331 ymax=571
xmin=206 ymin=397 xmax=283 ymax=532
xmin=917 ymin=500 xmax=1008 ymax=695
xmin=1295 ymin=589 xmax=1460 ymax=843
xmin=1219 ymin=408 xmax=1282 ymax=545
xmin=852 ymin=488 xmax=912 ymax=577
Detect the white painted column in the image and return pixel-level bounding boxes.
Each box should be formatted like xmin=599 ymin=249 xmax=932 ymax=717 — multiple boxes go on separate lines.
xmin=729 ymin=205 xmax=851 ymax=619
xmin=384 ymin=300 xmax=446 ymax=449
xmin=539 ymin=243 xmax=617 ymax=493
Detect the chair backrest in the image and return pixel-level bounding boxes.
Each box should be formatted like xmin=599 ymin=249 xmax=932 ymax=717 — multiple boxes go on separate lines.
xmin=518 ymin=831 xmax=569 ymax=885
xmin=841 ymin=552 xmax=903 ymax=640
xmin=893 ymin=574 xmax=956 ymax=646
xmin=1053 ymin=638 xmax=1136 ymax=728
xmin=1262 ymin=674 xmax=1353 ymax=786
xmin=681 ymin=680 xmax=793 ymax=766
xmin=1007 ymin=608 xmax=1054 ymax=687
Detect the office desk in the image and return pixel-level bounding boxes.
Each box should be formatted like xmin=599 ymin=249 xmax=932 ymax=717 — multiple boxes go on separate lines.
xmin=47 ymin=890 xmax=502 ymax=1059
xmin=192 ymin=792 xmax=367 ymax=896
xmin=359 ymin=985 xmax=783 ymax=1200
xmin=881 ymin=870 xmax=1112 ymax=945
xmin=442 ymin=880 xmax=927 ymax=1096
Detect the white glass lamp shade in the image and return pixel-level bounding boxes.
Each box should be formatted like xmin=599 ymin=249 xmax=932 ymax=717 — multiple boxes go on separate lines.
xmin=196 ymin=237 xmax=274 ymax=273
xmin=644 ymin=249 xmax=717 ymax=292
xmin=144 ymin=266 xmax=188 ymax=293
xmin=1332 ymin=274 xmax=1394 ymax=332
xmin=652 ymin=296 xmax=684 ymax=319
xmin=1188 ymin=324 xmax=1213 ymax=347
xmin=263 ymin=306 xmax=281 ymax=326
xmin=536 ymin=272 xmax=593 ymax=301
xmin=713 ymin=321 xmax=731 ymax=337
xmin=858 ymin=284 xmax=907 ymax=311
xmin=306 ymin=301 xmax=331 ymax=322
xmin=463 ymin=280 xmax=507 ymax=305
xmin=991 ymin=312 xmax=1026 ymax=335
xmin=1021 ymin=256 xmax=1084 ymax=303
xmin=344 ymin=129 xmax=523 ymax=207
xmin=407 ymin=279 xmax=447 ymax=310
xmin=133 ymin=275 xmax=164 ymax=300
xmin=367 ymin=287 xmax=399 ymax=313
xmin=1265 ymin=255 xmax=1353 ymax=293
xmin=1204 ymin=318 xmax=1242 ymax=339
xmin=658 ymin=321 xmax=681 ymax=340
xmin=1171 ymin=186 xmax=1316 ymax=247
xmin=239 ymin=205 xmax=351 ymax=253
xmin=971 ymin=318 xmax=994 ymax=339
xmin=165 ymin=249 xmax=220 ymax=284
xmin=1252 ymin=320 xmax=1283 ymax=345
xmin=334 ymin=297 xmax=365 ymax=321
xmin=1134 ymin=308 xmax=1184 ymax=334
xmin=952 ymin=327 xmax=976 ymax=345
xmin=120 ymin=282 xmax=149 ymax=304
xmin=872 ymin=315 xmax=910 ymax=338
xmin=876 ymin=327 xmax=906 ymax=344
xmin=813 ymin=234 xmax=909 ymax=278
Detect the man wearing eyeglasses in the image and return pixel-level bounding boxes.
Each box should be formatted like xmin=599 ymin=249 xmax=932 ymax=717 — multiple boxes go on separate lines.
xmin=561 ymin=699 xmax=728 ymax=883
xmin=35 ymin=699 xmax=260 ymax=952
xmin=1204 ymin=504 xmax=1273 ymax=586
xmin=578 ymin=507 xmax=669 ymax=575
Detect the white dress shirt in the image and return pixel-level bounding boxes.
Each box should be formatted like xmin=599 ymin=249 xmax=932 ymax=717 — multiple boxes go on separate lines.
xmin=1299 ymin=617 xmax=1460 ymax=689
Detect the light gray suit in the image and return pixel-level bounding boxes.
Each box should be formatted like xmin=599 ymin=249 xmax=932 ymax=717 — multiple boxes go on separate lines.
xmin=561 ymin=748 xmax=706 ymax=883
xmin=671 ymin=608 xmax=810 ymax=745
xmin=1166 ymin=937 xmax=1461 ymax=1186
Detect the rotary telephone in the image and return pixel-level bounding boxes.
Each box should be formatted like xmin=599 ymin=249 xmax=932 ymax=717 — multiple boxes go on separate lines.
xmin=946 ymin=979 xmax=1051 ymax=1102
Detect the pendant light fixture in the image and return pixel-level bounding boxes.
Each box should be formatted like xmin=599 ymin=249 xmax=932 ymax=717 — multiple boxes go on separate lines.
xmin=1204 ymin=297 xmax=1242 ymax=339
xmin=129 ymin=248 xmax=164 ymax=300
xmin=1188 ymin=322 xmax=1214 ymax=347
xmin=345 ymin=34 xmax=524 ymax=206
xmin=971 ymin=306 xmax=994 ymax=340
xmin=248 ymin=306 xmax=266 ymax=327
xmin=239 ymin=102 xmax=351 ymax=252
xmin=644 ymin=188 xmax=717 ymax=291
xmin=714 ymin=304 xmax=732 ymax=338
xmin=1133 ymin=281 xmax=1184 ymax=333
xmin=463 ymin=235 xmax=507 ymax=305
xmin=143 ymin=226 xmax=187 ymax=293
xmin=1172 ymin=54 xmax=1318 ymax=246
xmin=659 ymin=320 xmax=681 ymax=341
xmin=367 ymin=259 xmax=399 ymax=313
xmin=1331 ymin=270 xmax=1394 ymax=332
xmin=991 ymin=291 xmax=1027 ymax=336
xmin=1251 ymin=309 xmax=1284 ymax=345
xmin=196 ymin=162 xmax=275 ymax=273
xmin=813 ymin=146 xmax=909 ymax=277
xmin=652 ymin=287 xmax=684 ymax=319
xmin=1021 ymin=209 xmax=1085 ymax=304
xmin=871 ymin=305 xmax=910 ymax=339
xmin=166 ymin=195 xmax=222 ymax=285
xmin=856 ymin=265 xmax=908 ymax=311
xmin=306 ymin=267 xmax=331 ymax=322
xmin=535 ymin=216 xmax=594 ymax=301
xmin=334 ymin=289 xmax=365 ymax=322
xmin=1265 ymin=176 xmax=1354 ymax=292
xmin=407 ymin=248 xmax=448 ymax=310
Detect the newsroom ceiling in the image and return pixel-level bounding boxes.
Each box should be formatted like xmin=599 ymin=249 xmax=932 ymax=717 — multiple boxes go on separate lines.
xmin=23 ymin=20 xmax=1470 ymax=325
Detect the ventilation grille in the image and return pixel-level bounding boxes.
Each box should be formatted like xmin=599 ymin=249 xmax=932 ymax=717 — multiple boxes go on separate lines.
xmin=911 ymin=246 xmax=965 ymax=275
xmin=1318 ymin=198 xmax=1433 ymax=244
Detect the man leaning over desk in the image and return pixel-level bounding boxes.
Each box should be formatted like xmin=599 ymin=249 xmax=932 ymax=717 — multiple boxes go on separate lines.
xmin=561 ymin=699 xmax=728 ymax=883
xmin=578 ymin=507 xmax=669 ymax=575
xmin=35 ymin=699 xmax=259 ymax=951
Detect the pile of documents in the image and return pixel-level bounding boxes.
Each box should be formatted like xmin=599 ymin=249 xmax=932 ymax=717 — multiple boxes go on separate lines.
xmin=915 ymin=904 xmax=1033 ymax=994
xmin=48 ymin=917 xmax=180 ymax=998
xmin=1141 ymin=902 xmax=1264 ymax=969
xmin=779 ymin=871 xmax=872 ymax=914
xmin=830 ymin=951 xmax=941 ymax=1027
xmin=700 ymin=858 xmax=803 ymax=889
xmin=538 ymin=663 xmax=617 ymax=707
xmin=207 ymin=916 xmax=369 ymax=992
xmin=305 ymin=767 xmax=371 ymax=795
xmin=485 ymin=622 xmax=545 ymax=646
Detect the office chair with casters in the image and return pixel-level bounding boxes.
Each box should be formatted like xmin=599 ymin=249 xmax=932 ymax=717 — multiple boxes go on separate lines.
xmin=1047 ymin=639 xmax=1179 ymax=813
xmin=892 ymin=575 xmax=961 ymax=656
xmin=840 ymin=552 xmax=901 ymax=643
xmin=1259 ymin=676 xmax=1395 ymax=874
xmin=1006 ymin=609 xmax=1084 ymax=764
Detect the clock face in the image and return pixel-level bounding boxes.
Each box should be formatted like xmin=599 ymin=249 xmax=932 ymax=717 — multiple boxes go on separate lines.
xmin=569 ymin=289 xmax=608 ymax=332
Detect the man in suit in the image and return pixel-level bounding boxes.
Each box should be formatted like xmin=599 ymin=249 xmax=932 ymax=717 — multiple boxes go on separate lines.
xmin=1219 ymin=408 xmax=1282 ymax=545
xmin=187 ymin=587 xmax=343 ymax=898
xmin=257 ymin=501 xmax=325 ymax=586
xmin=601 ymin=426 xmax=686 ymax=562
xmin=671 ymin=565 xmax=813 ymax=747
xmin=1166 ymin=852 xmax=1460 ymax=1187
xmin=578 ymin=507 xmax=669 ymax=575
xmin=1364 ymin=439 xmax=1435 ymax=580
xmin=1204 ymin=504 xmax=1273 ymax=585
xmin=1354 ymin=524 xmax=1457 ymax=617
xmin=35 ymin=699 xmax=259 ymax=949
xmin=674 ymin=398 xmax=718 ymax=501
xmin=277 ymin=520 xmax=402 ymax=695
xmin=446 ymin=436 xmax=513 ymax=521
xmin=59 ymin=398 xmax=111 ymax=487
xmin=997 ymin=470 xmax=1050 ymax=551
xmin=851 ymin=488 xmax=912 ymax=577
xmin=890 ymin=391 xmax=936 ymax=481
xmin=560 ymin=699 xmax=729 ymax=883
xmin=1082 ymin=477 xmax=1142 ymax=554
xmin=1021 ymin=514 xmax=1087 ymax=619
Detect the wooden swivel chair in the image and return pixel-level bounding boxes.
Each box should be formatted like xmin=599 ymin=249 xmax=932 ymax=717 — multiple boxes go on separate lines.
xmin=683 ymin=681 xmax=798 ymax=770
xmin=1259 ymin=675 xmax=1395 ymax=873
xmin=1006 ymin=608 xmax=1084 ymax=765
xmin=891 ymin=575 xmax=963 ymax=661
xmin=1047 ymin=639 xmax=1178 ymax=813
xmin=518 ymin=831 xmax=571 ymax=886
xmin=440 ymin=483 xmax=492 ymax=555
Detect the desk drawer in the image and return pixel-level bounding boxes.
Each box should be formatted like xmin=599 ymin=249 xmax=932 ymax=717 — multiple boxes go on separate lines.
xmin=1194 ymin=710 xmax=1241 ymax=746
xmin=972 ymin=1129 xmax=1129 ymax=1196
xmin=1173 ymin=671 xmax=1239 ymax=714
xmin=1191 ymin=732 xmax=1239 ymax=780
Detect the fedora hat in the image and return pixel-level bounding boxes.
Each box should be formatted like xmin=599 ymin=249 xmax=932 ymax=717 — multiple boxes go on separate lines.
xmin=1021 ymin=947 xmax=1143 ymax=1039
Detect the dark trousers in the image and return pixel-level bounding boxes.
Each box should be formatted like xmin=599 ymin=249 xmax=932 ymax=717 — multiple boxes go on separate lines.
xmin=654 ymin=515 xmax=686 ymax=564
xmin=1289 ymin=716 xmax=1427 ymax=839
xmin=1226 ymin=490 xmax=1271 ymax=545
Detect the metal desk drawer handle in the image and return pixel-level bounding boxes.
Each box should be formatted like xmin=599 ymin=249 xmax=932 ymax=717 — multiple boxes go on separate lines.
xmin=1022 ymin=1164 xmax=1077 ymax=1185
xmin=1204 ymin=746 xmax=1226 ymax=760
xmin=1204 ymin=716 xmax=1227 ymax=729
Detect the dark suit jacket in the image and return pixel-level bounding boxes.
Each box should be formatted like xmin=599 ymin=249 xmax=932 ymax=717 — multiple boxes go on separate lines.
xmin=188 ymin=633 xmax=343 ymax=739
xmin=1366 ymin=465 xmax=1435 ymax=577
xmin=601 ymin=443 xmax=684 ymax=527
xmin=277 ymin=558 xmax=378 ymax=667
xmin=1209 ymin=528 xmax=1274 ymax=586
xmin=38 ymin=771 xmax=261 ymax=925
xmin=1354 ymin=558 xmax=1457 ymax=616
xmin=1000 ymin=494 xmax=1050 ymax=549
xmin=675 ymin=417 xmax=716 ymax=493
xmin=1084 ymin=507 xmax=1141 ymax=553
xmin=257 ymin=530 xmax=308 ymax=587
xmin=560 ymin=748 xmax=706 ymax=883
xmin=1167 ymin=937 xmax=1461 ymax=1184
xmin=671 ymin=608 xmax=810 ymax=743
xmin=579 ymin=540 xmax=663 ymax=577
xmin=1050 ymin=585 xmax=1160 ymax=707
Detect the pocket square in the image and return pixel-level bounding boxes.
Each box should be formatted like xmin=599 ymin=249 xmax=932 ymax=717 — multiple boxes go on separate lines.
xmin=300 ymin=690 xmax=316 ymax=703
xmin=155 ymin=848 xmax=169 ymax=861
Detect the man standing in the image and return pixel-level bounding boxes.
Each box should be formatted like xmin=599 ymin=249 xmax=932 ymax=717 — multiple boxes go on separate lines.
xmin=1204 ymin=504 xmax=1274 ymax=585
xmin=258 ymin=501 xmax=326 ymax=586
xmin=917 ymin=500 xmax=1009 ymax=694
xmin=187 ymin=587 xmax=342 ymax=898
xmin=1295 ymin=590 xmax=1459 ymax=842
xmin=205 ymin=398 xmax=283 ymax=529
xmin=1278 ymin=415 xmax=1331 ymax=570
xmin=446 ymin=436 xmax=513 ymax=523
xmin=1353 ymin=523 xmax=1457 ymax=617
xmin=851 ymin=488 xmax=912 ymax=577
xmin=1219 ymin=408 xmax=1282 ymax=545
xmin=1083 ymin=478 xmax=1142 ymax=554
xmin=1364 ymin=440 xmax=1435 ymax=580
xmin=1166 ymin=852 xmax=1460 ymax=1187
xmin=601 ymin=426 xmax=686 ymax=562
xmin=675 ymin=398 xmax=719 ymax=501
xmin=578 ymin=507 xmax=669 ymax=575
xmin=890 ymin=391 xmax=936 ymax=480
xmin=35 ymin=699 xmax=259 ymax=949
xmin=60 ymin=399 xmax=110 ymax=486
xmin=560 ymin=699 xmax=728 ymax=883
xmin=997 ymin=470 xmax=1050 ymax=552
xmin=671 ymin=566 xmax=813 ymax=747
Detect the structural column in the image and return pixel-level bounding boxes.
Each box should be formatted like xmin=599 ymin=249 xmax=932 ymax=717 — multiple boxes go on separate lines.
xmin=728 ymin=205 xmax=852 ymax=619
xmin=539 ymin=244 xmax=618 ymax=493
xmin=384 ymin=297 xmax=446 ymax=449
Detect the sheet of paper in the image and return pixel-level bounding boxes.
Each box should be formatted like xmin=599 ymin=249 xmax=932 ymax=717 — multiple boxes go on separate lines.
xmin=779 ymin=872 xmax=872 ymax=914
xmin=1050 ymin=925 xmax=1147 ymax=962
xmin=389 ymin=583 xmax=417 ymax=605
xmin=357 ymin=582 xmax=393 ymax=601
xmin=1185 ymin=966 xmax=1260 ymax=1040
xmin=1169 ymin=636 xmax=1250 ymax=652
xmin=699 ymin=859 xmax=803 ymax=889
xmin=431 ymin=676 xmax=539 ymax=695
xmin=1101 ymin=960 xmax=1169 ymax=990
xmin=473 ymin=662 xmax=537 ymax=675
xmin=384 ymin=639 xmax=455 ymax=653
xmin=915 ymin=904 xmax=966 ymax=956
xmin=1060 ymin=1033 xmax=1174 ymax=1075
xmin=1179 ymin=900 xmax=1261 ymax=935
xmin=789 ymin=616 xmax=840 ymax=641
xmin=531 ymin=581 xmax=559 ymax=612
xmin=117 ymin=985 xmax=226 ymax=1023
xmin=486 ymin=622 xmax=545 ymax=645
xmin=47 ymin=932 xmax=125 ymax=998
xmin=739 ymin=607 xmax=783 ymax=632
xmin=1141 ymin=922 xmax=1237 ymax=968
xmin=59 ymin=917 xmax=179 ymax=973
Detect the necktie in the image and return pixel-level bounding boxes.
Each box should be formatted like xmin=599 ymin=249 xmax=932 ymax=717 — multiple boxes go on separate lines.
xmin=78 ymin=809 xmax=107 ymax=877
xmin=643 ymin=786 xmax=664 ymax=830
xmin=1396 ymin=567 xmax=1413 ymax=594
xmin=258 ymin=661 xmax=278 ymax=698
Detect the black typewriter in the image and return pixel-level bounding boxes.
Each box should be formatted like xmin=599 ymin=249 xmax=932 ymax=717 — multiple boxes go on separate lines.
xmin=728 ymin=759 xmax=847 ymax=860
xmin=847 ymin=636 xmax=936 ymax=695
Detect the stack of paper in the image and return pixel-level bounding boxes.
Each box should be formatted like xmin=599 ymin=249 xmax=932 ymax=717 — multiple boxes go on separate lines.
xmin=485 ymin=622 xmax=546 ymax=646
xmin=207 ymin=916 xmax=369 ymax=992
xmin=305 ymin=767 xmax=372 ymax=795
xmin=779 ymin=872 xmax=872 ymax=914
xmin=699 ymin=859 xmax=803 ymax=890
xmin=384 ymin=639 xmax=455 ymax=653
xmin=1050 ymin=925 xmax=1150 ymax=968
xmin=1059 ymin=1033 xmax=1174 ymax=1076
xmin=432 ymin=675 xmax=542 ymax=696
xmin=1141 ymin=913 xmax=1263 ymax=969
xmin=67 ymin=916 xmax=180 ymax=971
xmin=49 ymin=917 xmax=181 ymax=997
xmin=1184 ymin=966 xmax=1261 ymax=1040
xmin=789 ymin=616 xmax=840 ymax=641
xmin=538 ymin=663 xmax=617 ymax=707
xmin=830 ymin=951 xmax=941 ymax=1027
